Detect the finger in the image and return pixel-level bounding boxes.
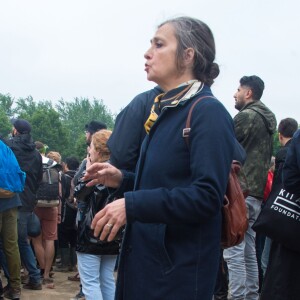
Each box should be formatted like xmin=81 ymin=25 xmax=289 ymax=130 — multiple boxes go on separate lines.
xmin=99 ymin=222 xmax=114 ymax=241
xmin=82 ymin=172 xmax=98 ymax=182
xmin=82 ymin=163 xmax=104 ymax=180
xmin=91 ymin=209 xmax=105 ymax=229
xmin=91 ymin=209 xmax=106 ymax=236
xmin=92 ymin=219 xmax=107 ymax=238
xmin=85 ymin=178 xmax=100 ymax=187
xmin=87 ymin=162 xmax=109 ymax=175
xmin=107 ymin=223 xmax=122 ymax=242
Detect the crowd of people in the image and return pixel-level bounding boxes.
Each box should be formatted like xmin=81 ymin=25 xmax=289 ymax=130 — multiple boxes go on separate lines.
xmin=0 ymin=15 xmax=299 ymax=300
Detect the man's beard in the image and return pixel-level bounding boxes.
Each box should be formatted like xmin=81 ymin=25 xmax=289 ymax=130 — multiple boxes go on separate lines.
xmin=235 ymin=100 xmax=244 ymax=111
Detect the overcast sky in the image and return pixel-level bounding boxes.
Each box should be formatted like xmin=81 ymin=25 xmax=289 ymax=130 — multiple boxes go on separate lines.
xmin=1 ymin=0 xmax=299 ymax=124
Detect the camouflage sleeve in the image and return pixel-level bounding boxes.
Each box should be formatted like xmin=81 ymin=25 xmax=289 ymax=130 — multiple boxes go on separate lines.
xmin=233 ymin=110 xmax=255 ymax=143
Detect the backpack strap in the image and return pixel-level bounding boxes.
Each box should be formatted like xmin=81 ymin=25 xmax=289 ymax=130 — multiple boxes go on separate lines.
xmin=62 ymin=174 xmax=73 ymax=201
xmin=183 ymin=96 xmax=216 ymax=148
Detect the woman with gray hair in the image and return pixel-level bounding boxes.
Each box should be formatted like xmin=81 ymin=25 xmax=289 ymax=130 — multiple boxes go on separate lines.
xmin=83 ymin=16 xmax=235 ymax=300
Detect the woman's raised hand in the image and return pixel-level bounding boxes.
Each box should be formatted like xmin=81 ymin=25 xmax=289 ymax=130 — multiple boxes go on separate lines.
xmin=82 ymin=162 xmax=123 ymax=188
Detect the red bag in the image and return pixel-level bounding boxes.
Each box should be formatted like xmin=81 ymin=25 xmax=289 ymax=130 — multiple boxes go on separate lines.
xmin=184 ymin=96 xmax=248 ymax=249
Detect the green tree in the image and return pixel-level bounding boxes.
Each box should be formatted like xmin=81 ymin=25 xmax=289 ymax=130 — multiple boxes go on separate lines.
xmin=0 ymin=93 xmax=15 ymax=138
xmin=15 ymin=98 xmax=69 ymax=157
xmin=2 ymin=94 xmax=115 ymax=159
xmin=0 ymin=93 xmax=14 ymax=117
xmin=56 ymin=97 xmax=115 ymax=158
xmin=73 ymin=134 xmax=88 ymax=161
xmin=30 ymin=107 xmax=68 ymax=156
xmin=273 ymin=131 xmax=280 ymax=156
xmin=0 ymin=109 xmax=11 ymax=138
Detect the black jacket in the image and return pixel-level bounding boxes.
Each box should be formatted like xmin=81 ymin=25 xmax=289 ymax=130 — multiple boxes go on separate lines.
xmin=283 ymin=129 xmax=300 ymax=195
xmin=6 ymin=134 xmax=43 ymax=212
xmin=75 ymin=182 xmax=120 ymax=255
xmin=272 ymin=139 xmax=292 ymax=190
xmin=107 ymin=86 xmax=163 ymax=172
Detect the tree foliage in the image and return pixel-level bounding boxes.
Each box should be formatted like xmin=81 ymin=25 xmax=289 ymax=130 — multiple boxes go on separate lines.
xmin=272 ymin=131 xmax=281 ymax=157
xmin=56 ymin=97 xmax=115 ymax=160
xmin=0 ymin=94 xmax=115 ymax=160
xmin=0 ymin=93 xmax=14 ymax=137
xmin=1 ymin=92 xmax=288 ymax=163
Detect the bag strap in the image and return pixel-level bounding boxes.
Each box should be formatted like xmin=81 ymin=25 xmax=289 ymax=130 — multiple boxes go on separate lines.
xmin=183 ymin=96 xmax=216 ymax=148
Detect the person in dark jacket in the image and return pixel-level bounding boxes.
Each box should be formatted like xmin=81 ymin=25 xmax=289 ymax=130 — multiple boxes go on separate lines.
xmin=6 ymin=119 xmax=43 ymax=291
xmin=55 ymin=156 xmax=80 ymax=272
xmin=283 ymin=128 xmax=300 ymax=194
xmin=83 ymin=16 xmax=235 ymax=300
xmin=75 ymin=130 xmax=119 ymax=300
xmin=259 ymin=118 xmax=298 ymax=300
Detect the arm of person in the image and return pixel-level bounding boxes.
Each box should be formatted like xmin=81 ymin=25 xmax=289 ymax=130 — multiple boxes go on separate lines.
xmin=83 ymin=162 xmax=135 ymax=194
xmin=233 ymin=110 xmax=254 ymax=144
xmin=107 ymin=87 xmax=162 ymax=171
xmin=283 ymin=130 xmax=300 ymax=194
xmin=125 ymin=100 xmax=234 ymax=225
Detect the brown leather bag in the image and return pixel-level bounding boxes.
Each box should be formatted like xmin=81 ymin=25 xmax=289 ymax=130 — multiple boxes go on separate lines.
xmin=184 ymin=96 xmax=248 ymax=249
xmin=221 ymin=161 xmax=248 ymax=248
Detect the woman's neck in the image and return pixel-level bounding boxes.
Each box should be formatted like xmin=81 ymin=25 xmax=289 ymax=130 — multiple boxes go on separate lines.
xmin=160 ymin=77 xmax=198 ymax=92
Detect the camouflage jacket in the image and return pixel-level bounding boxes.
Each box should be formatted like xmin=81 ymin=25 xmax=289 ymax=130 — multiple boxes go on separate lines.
xmin=234 ymin=100 xmax=277 ymax=199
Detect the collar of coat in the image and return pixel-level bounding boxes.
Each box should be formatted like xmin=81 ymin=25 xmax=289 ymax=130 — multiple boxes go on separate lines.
xmin=144 ymin=81 xmax=204 ymax=134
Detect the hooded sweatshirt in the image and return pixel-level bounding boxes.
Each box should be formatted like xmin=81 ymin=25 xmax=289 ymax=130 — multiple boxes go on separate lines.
xmin=234 ymin=100 xmax=277 ymax=199
xmin=6 ymin=134 xmax=43 ymax=211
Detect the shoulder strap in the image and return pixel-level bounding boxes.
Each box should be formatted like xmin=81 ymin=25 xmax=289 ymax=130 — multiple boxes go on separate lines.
xmin=43 ymin=158 xmax=54 ymax=169
xmin=58 ymin=171 xmax=63 ymax=198
xmin=183 ymin=96 xmax=216 ymax=148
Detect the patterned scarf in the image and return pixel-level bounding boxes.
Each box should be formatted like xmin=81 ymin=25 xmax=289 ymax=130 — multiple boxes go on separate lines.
xmin=144 ymin=81 xmax=203 ymax=134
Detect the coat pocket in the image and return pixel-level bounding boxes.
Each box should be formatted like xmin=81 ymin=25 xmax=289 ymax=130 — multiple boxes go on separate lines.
xmin=156 ymin=223 xmax=174 ymax=275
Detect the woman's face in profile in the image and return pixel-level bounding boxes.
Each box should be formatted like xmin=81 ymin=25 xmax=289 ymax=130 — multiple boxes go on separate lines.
xmin=144 ymin=23 xmax=178 ymax=90
xmin=89 ymin=139 xmax=100 ymax=164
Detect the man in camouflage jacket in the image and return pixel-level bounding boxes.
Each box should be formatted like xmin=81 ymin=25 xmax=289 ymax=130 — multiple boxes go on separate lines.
xmin=224 ymin=75 xmax=277 ymax=300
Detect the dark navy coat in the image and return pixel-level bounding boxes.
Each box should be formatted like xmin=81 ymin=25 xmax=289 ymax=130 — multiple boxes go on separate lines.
xmin=283 ymin=129 xmax=300 ymax=195
xmin=116 ymin=86 xmax=235 ymax=300
xmin=107 ymin=86 xmax=163 ymax=172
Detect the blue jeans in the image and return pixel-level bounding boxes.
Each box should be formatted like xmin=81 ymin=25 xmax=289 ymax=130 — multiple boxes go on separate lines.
xmin=223 ymin=196 xmax=261 ymax=300
xmin=77 ymin=252 xmax=116 ymax=300
xmin=18 ymin=211 xmax=41 ymax=284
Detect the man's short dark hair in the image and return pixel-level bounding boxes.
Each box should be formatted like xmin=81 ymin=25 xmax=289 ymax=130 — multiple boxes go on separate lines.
xmin=240 ymin=75 xmax=265 ymax=101
xmin=65 ymin=156 xmax=80 ymax=171
xmin=85 ymin=121 xmax=107 ymax=135
xmin=278 ymin=118 xmax=298 ymax=138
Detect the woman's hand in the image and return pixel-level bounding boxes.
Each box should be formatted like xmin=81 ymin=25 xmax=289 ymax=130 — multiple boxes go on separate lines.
xmin=91 ymin=198 xmax=126 ymax=242
xmin=82 ymin=162 xmax=123 ymax=188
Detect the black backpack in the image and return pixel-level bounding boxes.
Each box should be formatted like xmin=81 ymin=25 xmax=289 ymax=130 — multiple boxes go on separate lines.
xmin=36 ymin=158 xmax=61 ymax=207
